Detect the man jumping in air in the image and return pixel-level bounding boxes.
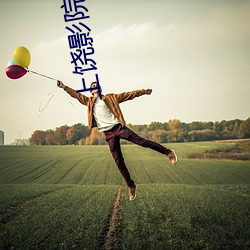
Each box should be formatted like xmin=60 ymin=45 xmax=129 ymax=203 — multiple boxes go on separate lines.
xmin=57 ymin=81 xmax=177 ymax=201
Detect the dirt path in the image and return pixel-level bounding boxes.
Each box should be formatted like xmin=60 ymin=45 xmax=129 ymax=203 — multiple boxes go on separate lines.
xmin=103 ymin=186 xmax=123 ymax=250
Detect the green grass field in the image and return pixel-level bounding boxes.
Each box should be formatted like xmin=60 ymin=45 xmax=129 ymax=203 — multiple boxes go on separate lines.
xmin=0 ymin=141 xmax=249 ymax=249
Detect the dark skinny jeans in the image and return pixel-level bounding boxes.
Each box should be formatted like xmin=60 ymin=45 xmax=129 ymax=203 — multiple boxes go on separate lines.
xmin=104 ymin=124 xmax=171 ymax=187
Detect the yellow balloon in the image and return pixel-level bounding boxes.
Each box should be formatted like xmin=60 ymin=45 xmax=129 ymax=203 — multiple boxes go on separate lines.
xmin=13 ymin=46 xmax=31 ymax=68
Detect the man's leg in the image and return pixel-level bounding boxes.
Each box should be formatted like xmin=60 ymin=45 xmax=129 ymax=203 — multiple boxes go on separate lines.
xmin=104 ymin=131 xmax=135 ymax=188
xmin=119 ymin=126 xmax=171 ymax=154
xmin=118 ymin=125 xmax=177 ymax=165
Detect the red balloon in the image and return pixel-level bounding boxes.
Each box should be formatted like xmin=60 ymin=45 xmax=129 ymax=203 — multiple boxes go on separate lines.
xmin=6 ymin=65 xmax=27 ymax=79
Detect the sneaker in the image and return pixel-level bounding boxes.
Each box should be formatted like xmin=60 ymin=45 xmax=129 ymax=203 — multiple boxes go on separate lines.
xmin=168 ymin=150 xmax=178 ymax=165
xmin=129 ymin=186 xmax=137 ymax=201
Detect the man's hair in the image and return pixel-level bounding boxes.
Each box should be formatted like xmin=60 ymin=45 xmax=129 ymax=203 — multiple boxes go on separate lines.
xmin=90 ymin=82 xmax=97 ymax=88
xmin=89 ymin=81 xmax=102 ymax=95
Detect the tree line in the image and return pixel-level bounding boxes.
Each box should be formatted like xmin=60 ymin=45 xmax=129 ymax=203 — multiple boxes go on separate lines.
xmin=29 ymin=118 xmax=250 ymax=145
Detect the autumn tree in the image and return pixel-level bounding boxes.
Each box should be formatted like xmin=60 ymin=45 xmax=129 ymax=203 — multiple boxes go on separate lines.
xmin=66 ymin=123 xmax=89 ymax=144
xmin=29 ymin=130 xmax=46 ymax=145
xmin=55 ymin=126 xmax=69 ymax=145
xmin=45 ymin=129 xmax=57 ymax=145
xmin=167 ymin=119 xmax=184 ymax=142
xmin=239 ymin=118 xmax=250 ymax=138
xmin=150 ymin=129 xmax=167 ymax=143
xmin=86 ymin=128 xmax=106 ymax=145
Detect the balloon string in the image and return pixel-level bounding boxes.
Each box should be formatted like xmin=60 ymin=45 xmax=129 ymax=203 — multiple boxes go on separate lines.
xmin=38 ymin=88 xmax=58 ymax=118
xmin=28 ymin=69 xmax=58 ymax=81
xmin=29 ymin=69 xmax=76 ymax=116
xmin=37 ymin=90 xmax=76 ymax=117
xmin=67 ymin=99 xmax=75 ymax=106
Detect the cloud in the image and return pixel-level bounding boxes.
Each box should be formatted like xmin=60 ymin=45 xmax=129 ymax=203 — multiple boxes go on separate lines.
xmin=31 ymin=35 xmax=68 ymax=69
xmin=94 ymin=22 xmax=154 ymax=46
xmin=93 ymin=23 xmax=156 ymax=62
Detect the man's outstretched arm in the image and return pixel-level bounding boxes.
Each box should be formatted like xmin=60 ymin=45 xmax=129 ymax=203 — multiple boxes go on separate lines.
xmin=116 ymin=89 xmax=153 ymax=103
xmin=57 ymin=80 xmax=89 ymax=106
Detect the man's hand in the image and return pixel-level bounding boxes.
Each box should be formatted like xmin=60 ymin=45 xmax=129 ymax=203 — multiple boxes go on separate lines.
xmin=57 ymin=80 xmax=65 ymax=89
xmin=145 ymin=89 xmax=152 ymax=95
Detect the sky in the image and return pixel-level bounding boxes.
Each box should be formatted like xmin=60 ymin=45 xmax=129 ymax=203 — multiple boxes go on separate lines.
xmin=0 ymin=0 xmax=249 ymax=144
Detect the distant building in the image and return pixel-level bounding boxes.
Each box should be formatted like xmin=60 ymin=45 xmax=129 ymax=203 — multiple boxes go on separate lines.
xmin=0 ymin=131 xmax=4 ymax=145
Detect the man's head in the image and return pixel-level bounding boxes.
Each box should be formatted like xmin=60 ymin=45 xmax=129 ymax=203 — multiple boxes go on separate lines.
xmin=90 ymin=82 xmax=102 ymax=96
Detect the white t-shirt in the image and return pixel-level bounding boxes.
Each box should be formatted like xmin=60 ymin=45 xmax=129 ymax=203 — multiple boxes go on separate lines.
xmin=93 ymin=97 xmax=119 ymax=132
